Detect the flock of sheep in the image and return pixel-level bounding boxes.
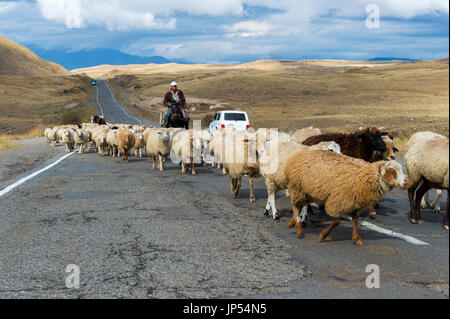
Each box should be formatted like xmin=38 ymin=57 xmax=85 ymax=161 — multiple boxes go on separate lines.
xmin=43 ymin=122 xmax=449 ymax=245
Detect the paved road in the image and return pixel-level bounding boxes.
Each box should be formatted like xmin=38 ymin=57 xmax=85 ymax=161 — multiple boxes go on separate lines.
xmin=0 ymin=81 xmax=448 ymax=298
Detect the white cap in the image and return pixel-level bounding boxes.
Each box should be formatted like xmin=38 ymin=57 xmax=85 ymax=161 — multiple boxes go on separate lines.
xmin=171 ymin=81 xmax=177 ymax=86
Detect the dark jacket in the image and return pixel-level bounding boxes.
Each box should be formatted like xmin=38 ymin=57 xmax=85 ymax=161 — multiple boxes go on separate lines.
xmin=163 ymin=90 xmax=186 ymax=108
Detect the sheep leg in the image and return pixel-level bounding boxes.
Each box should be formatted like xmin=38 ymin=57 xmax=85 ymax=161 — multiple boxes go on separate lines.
xmin=408 ymin=187 xmax=417 ymax=224
xmin=300 ymin=206 xmax=308 ymax=226
xmin=152 ymin=157 xmax=156 ymax=169
xmin=414 ymin=182 xmax=431 ymax=224
xmin=319 ymin=219 xmax=339 ymax=241
xmin=249 ymin=178 xmax=255 ymax=203
xmin=287 ymin=203 xmax=304 ymax=238
xmin=123 ymin=149 xmax=128 ymax=162
xmin=351 ymin=213 xmax=363 ymax=246
xmin=235 ymin=178 xmax=242 ymax=197
xmin=443 ymin=191 xmax=449 ymax=230
xmin=421 ymin=191 xmax=429 ymax=208
xmin=368 ymin=206 xmax=377 ymax=219
xmin=191 ymin=160 xmax=196 ymax=175
xmin=181 ymin=162 xmax=187 ymax=174
xmin=431 ymin=189 xmax=443 ymax=213
xmin=158 ymin=155 xmax=164 ymax=171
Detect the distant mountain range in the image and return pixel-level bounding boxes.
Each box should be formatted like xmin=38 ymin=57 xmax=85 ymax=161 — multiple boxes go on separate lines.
xmin=30 ymin=47 xmax=190 ymax=71
xmin=368 ymin=57 xmax=418 ymax=62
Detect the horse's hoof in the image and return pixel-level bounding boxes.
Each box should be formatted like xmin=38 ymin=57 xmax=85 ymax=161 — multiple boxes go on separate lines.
xmin=274 ymin=214 xmax=280 ymax=221
xmin=263 ymin=210 xmax=269 ymax=217
xmin=410 ymin=218 xmax=417 ymax=224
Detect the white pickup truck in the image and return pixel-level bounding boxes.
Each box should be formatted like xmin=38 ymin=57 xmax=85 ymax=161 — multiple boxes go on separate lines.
xmin=209 ymin=111 xmax=250 ymax=134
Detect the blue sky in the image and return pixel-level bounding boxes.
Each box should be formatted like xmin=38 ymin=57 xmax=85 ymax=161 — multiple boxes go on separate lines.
xmin=0 ymin=0 xmax=448 ymax=66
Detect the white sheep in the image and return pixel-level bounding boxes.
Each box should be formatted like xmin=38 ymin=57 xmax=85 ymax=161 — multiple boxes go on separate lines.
xmin=171 ymin=130 xmax=203 ymax=175
xmin=260 ymin=140 xmax=341 ymax=220
xmin=222 ymin=131 xmax=261 ymax=202
xmin=405 ymin=131 xmax=447 ymax=213
xmin=146 ymin=128 xmax=171 ymax=171
xmin=405 ymin=136 xmax=449 ymax=229
xmin=61 ymin=128 xmax=75 ymax=152
xmin=106 ymin=129 xmax=120 ymax=157
xmin=74 ymin=129 xmax=90 ymax=153
xmin=290 ymin=127 xmax=322 ymax=143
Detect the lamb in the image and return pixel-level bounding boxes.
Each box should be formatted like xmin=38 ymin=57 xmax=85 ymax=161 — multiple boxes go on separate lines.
xmin=61 ymin=129 xmax=76 ymax=152
xmin=171 ymin=130 xmax=202 ymax=175
xmin=404 ymin=137 xmax=449 ymax=229
xmin=302 ymin=127 xmax=388 ymax=162
xmin=133 ymin=132 xmax=145 ymax=157
xmin=285 ymin=150 xmax=407 ymax=245
xmin=146 ymin=128 xmax=171 ymax=171
xmin=260 ymin=141 xmax=341 ymax=220
xmin=291 ymin=127 xmax=322 ymax=143
xmin=405 ymin=131 xmax=446 ymax=213
xmin=73 ymin=129 xmax=90 ymax=153
xmin=116 ymin=129 xmax=135 ymax=162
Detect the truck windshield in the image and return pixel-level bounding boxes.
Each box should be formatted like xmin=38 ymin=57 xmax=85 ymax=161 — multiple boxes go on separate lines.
xmin=224 ymin=113 xmax=246 ymax=121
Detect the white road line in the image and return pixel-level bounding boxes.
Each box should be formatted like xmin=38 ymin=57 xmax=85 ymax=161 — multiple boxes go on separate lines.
xmin=0 ymin=151 xmax=76 ymax=198
xmin=95 ymin=85 xmax=104 ymax=117
xmin=341 ymin=216 xmax=430 ymax=246
xmin=104 ymin=80 xmax=143 ymax=124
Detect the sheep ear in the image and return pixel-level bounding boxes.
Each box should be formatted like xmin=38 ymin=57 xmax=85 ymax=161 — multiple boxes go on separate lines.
xmin=381 ymin=132 xmax=394 ymax=139
xmin=381 ymin=165 xmax=397 ymax=186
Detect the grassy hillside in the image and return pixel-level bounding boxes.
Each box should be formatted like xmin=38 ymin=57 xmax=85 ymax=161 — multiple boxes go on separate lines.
xmin=108 ymin=59 xmax=449 ymax=136
xmin=0 ymin=74 xmax=94 ymax=134
xmin=0 ymin=37 xmax=95 ymax=134
xmin=0 ymin=36 xmax=70 ymax=76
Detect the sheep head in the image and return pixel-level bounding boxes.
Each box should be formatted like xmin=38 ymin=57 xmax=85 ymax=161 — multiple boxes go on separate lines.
xmin=380 ymin=161 xmax=408 ymax=190
xmin=356 ymin=127 xmax=386 ymax=152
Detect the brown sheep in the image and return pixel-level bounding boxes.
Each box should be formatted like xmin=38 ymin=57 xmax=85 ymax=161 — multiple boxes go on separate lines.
xmin=302 ymin=127 xmax=388 ymax=162
xmin=303 ymin=127 xmax=392 ymax=218
xmin=117 ymin=129 xmax=135 ymax=162
xmin=285 ymin=150 xmax=407 ymax=245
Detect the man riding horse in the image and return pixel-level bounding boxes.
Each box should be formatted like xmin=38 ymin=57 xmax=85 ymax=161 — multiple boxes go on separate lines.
xmin=163 ymin=81 xmax=189 ymax=129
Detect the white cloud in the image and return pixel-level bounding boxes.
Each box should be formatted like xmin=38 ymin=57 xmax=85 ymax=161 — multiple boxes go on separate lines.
xmin=222 ymin=21 xmax=272 ymax=37
xmin=0 ymin=1 xmax=17 ymax=14
xmin=36 ymin=0 xmax=245 ymax=31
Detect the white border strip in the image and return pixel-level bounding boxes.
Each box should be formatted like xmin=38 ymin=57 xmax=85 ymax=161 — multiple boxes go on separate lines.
xmin=95 ymin=85 xmax=104 ymax=117
xmin=342 ymin=216 xmax=430 ymax=246
xmin=0 ymin=151 xmax=76 ymax=198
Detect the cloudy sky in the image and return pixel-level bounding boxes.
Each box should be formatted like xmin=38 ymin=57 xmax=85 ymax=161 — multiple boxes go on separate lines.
xmin=0 ymin=0 xmax=448 ymax=64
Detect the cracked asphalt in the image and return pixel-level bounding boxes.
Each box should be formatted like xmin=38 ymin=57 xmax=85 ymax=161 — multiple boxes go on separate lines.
xmin=0 ymin=80 xmax=447 ymax=298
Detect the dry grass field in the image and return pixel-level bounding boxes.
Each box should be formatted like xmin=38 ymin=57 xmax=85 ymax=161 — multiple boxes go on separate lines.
xmin=103 ymin=59 xmax=449 ymax=137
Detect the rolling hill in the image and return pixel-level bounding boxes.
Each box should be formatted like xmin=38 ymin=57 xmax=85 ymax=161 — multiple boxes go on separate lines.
xmin=0 ymin=36 xmax=70 ymax=76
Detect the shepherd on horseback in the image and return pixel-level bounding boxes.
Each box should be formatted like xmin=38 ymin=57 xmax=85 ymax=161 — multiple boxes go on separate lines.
xmin=163 ymin=81 xmax=189 ymax=129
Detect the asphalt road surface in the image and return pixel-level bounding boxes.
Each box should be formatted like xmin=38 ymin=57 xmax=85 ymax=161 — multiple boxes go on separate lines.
xmin=0 ymin=80 xmax=448 ymax=298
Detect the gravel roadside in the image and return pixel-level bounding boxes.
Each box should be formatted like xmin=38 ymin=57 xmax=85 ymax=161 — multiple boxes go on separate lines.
xmin=0 ymin=138 xmax=66 ymax=185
